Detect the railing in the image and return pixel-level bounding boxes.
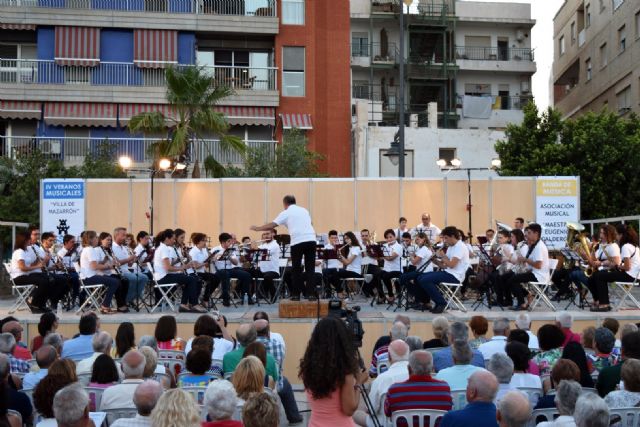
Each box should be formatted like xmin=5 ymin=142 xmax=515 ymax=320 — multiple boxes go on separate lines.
xmin=0 ymin=59 xmax=278 ymax=91
xmin=0 ymin=136 xmax=276 ymax=165
xmin=455 ymin=46 xmax=534 ymax=61
xmin=456 ymin=94 xmax=533 ymax=111
xmin=0 ymin=0 xmax=278 ymax=16
xmin=352 ymin=84 xmax=398 ymax=108
xmin=351 ymin=43 xmax=398 ymax=63
xmin=582 ymin=215 xmax=640 ymax=236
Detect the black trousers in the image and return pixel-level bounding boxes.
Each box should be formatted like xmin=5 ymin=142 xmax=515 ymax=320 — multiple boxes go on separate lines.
xmin=588 ymin=269 xmax=634 ymax=305
xmin=508 ymin=272 xmax=536 ymax=306
xmin=251 ymin=270 xmax=280 ymax=299
xmin=198 ymin=272 xmax=220 ymax=302
xmin=109 ymin=274 xmax=129 ymax=307
xmin=14 ymin=273 xmax=53 ymax=308
xmin=493 ymin=271 xmax=514 ymax=305
xmin=290 ymin=241 xmax=317 ymax=298
xmin=373 ymin=270 xmax=402 ymax=298
xmin=362 ymin=264 xmax=381 ymax=297
xmin=332 ymin=270 xmax=363 ymax=292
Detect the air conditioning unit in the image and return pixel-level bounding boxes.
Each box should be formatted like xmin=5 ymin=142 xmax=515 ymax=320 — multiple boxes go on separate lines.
xmin=40 ymin=139 xmax=61 ymax=155
xmin=520 ymin=81 xmax=530 ymax=94
xmin=516 ymin=29 xmax=526 ymax=42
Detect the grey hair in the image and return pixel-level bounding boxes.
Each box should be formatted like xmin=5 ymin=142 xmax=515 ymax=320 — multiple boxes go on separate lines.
xmin=515 ymin=313 xmax=531 ymax=330
xmin=556 ymin=311 xmax=573 ymax=328
xmin=594 ymin=327 xmax=616 ymax=354
xmin=408 ymin=350 xmax=433 ymax=375
xmin=451 ymin=340 xmax=473 ymax=365
xmin=405 ymin=336 xmax=423 ymax=352
xmin=237 ymin=324 xmax=258 ymax=347
xmin=92 ymin=331 xmax=112 ymax=353
xmin=493 ymin=318 xmax=510 ymax=334
xmin=0 ymin=353 xmax=9 ymax=378
xmin=390 ymin=322 xmax=409 ymax=341
xmin=574 ymin=393 xmax=610 ymax=427
xmin=53 ymin=383 xmax=89 ymax=426
xmin=498 ymin=391 xmax=531 ymax=427
xmin=620 ymin=323 xmax=638 ymax=338
xmin=204 ymin=379 xmax=238 ymax=420
xmin=139 ymin=335 xmax=158 ymax=352
xmin=43 ymin=333 xmax=64 ymax=353
xmin=0 ymin=333 xmax=16 ymax=354
xmin=554 ymin=380 xmax=582 ymax=416
xmin=431 ymin=316 xmax=449 ymax=342
xmin=449 ymin=322 xmax=469 ymax=342
xmin=388 ymin=340 xmax=410 ymax=363
xmin=487 ymin=352 xmax=514 ymax=383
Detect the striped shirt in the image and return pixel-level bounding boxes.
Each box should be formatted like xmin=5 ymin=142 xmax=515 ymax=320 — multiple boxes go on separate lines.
xmin=384 ymin=375 xmax=453 ymax=418
xmin=369 ymin=345 xmax=390 ymax=376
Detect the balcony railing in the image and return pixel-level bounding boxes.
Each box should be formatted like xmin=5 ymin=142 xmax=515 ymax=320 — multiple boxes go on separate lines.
xmin=0 ymin=59 xmax=278 ymax=90
xmin=0 ymin=136 xmax=276 ymax=165
xmin=455 ymin=46 xmax=534 ymax=61
xmin=456 ymin=94 xmax=533 ymax=111
xmin=351 ymin=42 xmax=398 ymax=63
xmin=0 ymin=0 xmax=278 ymax=16
xmin=352 ymin=84 xmax=398 ymax=110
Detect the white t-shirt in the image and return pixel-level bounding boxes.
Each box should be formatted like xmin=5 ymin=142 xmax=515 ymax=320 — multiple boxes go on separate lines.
xmin=324 ymin=244 xmax=341 ymax=270
xmin=111 ymin=242 xmax=131 ymax=270
xmin=212 ymin=245 xmax=237 ymax=271
xmin=10 ymin=249 xmax=37 ymax=279
xmin=189 ymin=246 xmax=209 ymax=273
xmin=57 ymin=246 xmax=80 ymax=270
xmin=413 ymin=223 xmax=441 ymax=242
xmin=133 ymin=244 xmax=150 ymax=272
xmin=498 ymin=243 xmax=515 ymax=272
xmin=345 ymin=246 xmax=362 ymax=274
xmin=273 ymin=204 xmax=316 ymax=246
xmin=185 ymin=336 xmax=234 ymax=361
xmin=444 ymin=240 xmax=470 ymax=283
xmin=80 ymin=246 xmax=102 ymax=279
xmin=383 ymin=242 xmax=403 ymax=272
xmin=621 ymin=243 xmax=640 ymax=280
xmin=414 ymin=245 xmax=434 ymax=272
xmin=527 ymin=240 xmax=550 ymax=283
xmin=259 ymin=240 xmax=280 ymax=274
xmin=153 ymin=243 xmax=176 ymax=280
xmin=596 ymin=243 xmax=621 ymax=269
xmin=360 ymin=243 xmax=377 ymax=266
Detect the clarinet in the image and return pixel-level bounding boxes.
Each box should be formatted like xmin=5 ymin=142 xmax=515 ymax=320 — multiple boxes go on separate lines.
xmin=102 ymin=246 xmax=124 ymax=280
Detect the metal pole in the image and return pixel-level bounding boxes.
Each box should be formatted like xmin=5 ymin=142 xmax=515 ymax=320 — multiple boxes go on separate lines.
xmin=150 ymin=170 xmax=155 ymax=236
xmin=467 ymin=169 xmax=472 ymax=238
xmin=398 ymin=0 xmax=405 ymax=178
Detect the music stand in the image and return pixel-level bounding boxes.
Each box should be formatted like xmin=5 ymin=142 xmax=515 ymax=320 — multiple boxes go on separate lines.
xmin=560 ymin=248 xmax=590 ymax=310
xmin=366 ymin=244 xmax=384 ymax=258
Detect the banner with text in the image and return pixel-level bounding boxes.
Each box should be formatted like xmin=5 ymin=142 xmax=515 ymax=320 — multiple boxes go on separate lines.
xmin=41 ymin=179 xmax=85 ymax=244
xmin=535 ymin=176 xmax=579 ymax=250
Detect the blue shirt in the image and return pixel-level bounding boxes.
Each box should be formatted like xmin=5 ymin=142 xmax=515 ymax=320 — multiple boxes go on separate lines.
xmin=433 ymin=346 xmax=485 ymax=372
xmin=22 ymin=368 xmax=48 ymax=390
xmin=440 ymin=401 xmax=499 ymax=427
xmin=61 ymin=334 xmax=94 ymax=361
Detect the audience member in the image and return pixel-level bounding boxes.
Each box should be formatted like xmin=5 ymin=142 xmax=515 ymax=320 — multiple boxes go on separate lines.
xmin=469 ymin=316 xmax=489 ymax=349
xmin=23 ymin=345 xmax=57 ymax=390
xmin=602 ymin=318 xmax=620 ymax=348
xmin=506 ymin=342 xmax=541 ymax=407
xmin=581 ymin=327 xmax=596 ymax=354
xmin=533 ymin=324 xmax=565 ymax=377
xmin=179 ymin=349 xmax=214 ymax=387
xmin=405 ymin=336 xmax=423 ymax=352
xmin=243 ymin=392 xmax=279 ymax=427
xmin=487 ymin=353 xmax=520 ymax=404
xmin=76 ymin=331 xmax=114 ymax=375
xmin=111 ymin=380 xmax=163 ymax=427
xmin=115 ymin=322 xmax=136 ymax=358
xmin=222 ymin=323 xmax=278 ymax=382
xmin=1 ymin=321 xmax=31 ymax=361
xmin=433 ymin=322 xmax=485 ymax=372
xmin=574 ymin=394 xmax=609 ymax=427
xmin=232 ymin=355 xmax=266 ymax=401
xmin=370 ymin=321 xmax=409 ymax=376
xmin=202 ymin=380 xmax=242 ymax=427
xmin=88 ymin=354 xmax=119 ymax=389
xmin=514 ymin=313 xmax=539 ymax=350
xmin=48 ymin=359 xmax=78 ymax=383
xmin=436 ymin=340 xmax=483 ymax=390
xmin=479 ymin=318 xmax=510 ymax=361
xmin=150 ymin=388 xmax=200 ymax=427
xmin=589 ymin=327 xmax=618 ymax=374
xmin=496 ymin=391 xmax=531 ymax=427
xmin=255 ymin=319 xmax=285 ymax=370
xmin=100 ymin=350 xmax=146 ymax=410
xmin=34 ymin=374 xmax=74 ymax=426
xmin=154 ymin=315 xmax=184 ymax=351
xmin=243 ymin=342 xmax=274 ymax=388
xmin=369 ymin=314 xmax=410 ymax=355
xmin=560 ymin=342 xmax=594 ymax=388
xmin=439 ymin=370 xmax=499 ymax=427
xmin=31 ymin=312 xmax=58 ymax=353
xmin=424 ymin=316 xmax=449 ymax=349
xmin=507 ymin=330 xmax=539 ymax=375
xmin=0 ymin=333 xmax=29 ymax=374
xmin=253 ymin=311 xmax=286 ymax=351
xmin=536 ymin=359 xmax=581 ymax=408
xmin=43 ymin=333 xmax=64 ymax=356
xmin=184 ymin=314 xmax=234 ymax=361
xmin=597 ymin=331 xmax=640 ymax=397
xmin=0 ymin=379 xmax=20 ymax=427
xmin=52 ymin=384 xmax=93 ymax=427
xmin=536 ymin=380 xmax=582 ymax=427
xmin=604 ymin=358 xmax=640 ymax=408
xmin=61 ymin=312 xmax=99 ymax=361
xmin=138 ymin=337 xmax=166 ymax=376
xmin=556 ymin=312 xmax=581 ymax=347
xmin=0 ymin=354 xmax=32 ymax=424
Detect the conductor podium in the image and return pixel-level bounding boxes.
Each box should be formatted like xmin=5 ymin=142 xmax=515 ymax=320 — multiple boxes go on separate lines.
xmin=278 ymin=299 xmax=331 ymax=318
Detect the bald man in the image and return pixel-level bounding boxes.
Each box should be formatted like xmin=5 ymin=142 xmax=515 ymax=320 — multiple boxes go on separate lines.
xmin=23 ymin=345 xmax=57 ymax=389
xmin=440 ymin=370 xmax=499 ymax=427
xmin=497 ymin=391 xmax=531 ymax=427
xmin=2 ymin=321 xmax=30 ymax=361
xmin=223 ymin=323 xmax=279 ymax=382
xmin=100 ymin=350 xmax=146 ymax=410
xmin=111 ymin=380 xmax=163 ymax=427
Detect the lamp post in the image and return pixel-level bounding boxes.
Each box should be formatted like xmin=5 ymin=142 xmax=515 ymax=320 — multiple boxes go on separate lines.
xmin=437 ymin=157 xmax=502 ymax=239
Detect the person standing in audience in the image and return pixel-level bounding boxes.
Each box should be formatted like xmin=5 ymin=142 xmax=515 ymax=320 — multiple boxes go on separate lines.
xmin=496 ymin=391 xmax=531 ymax=427
xmin=514 ymin=313 xmax=539 ymax=350
xmin=202 ymin=380 xmax=242 ymax=427
xmin=300 ymin=317 xmax=368 ymax=427
xmin=597 ymin=331 xmax=640 ymax=397
xmin=536 ymin=380 xmax=582 ymax=427
xmin=435 ymin=341 xmax=483 ymax=390
xmin=52 ymin=384 xmax=93 ymax=427
xmin=433 ymin=321 xmax=485 ymax=372
xmin=61 ymin=312 xmax=99 ymax=361
xmin=110 ymin=380 xmax=162 ymax=427
xmin=478 ymin=318 xmax=510 ymax=361
xmin=439 ymin=370 xmax=499 ymax=427
xmin=150 ymin=388 xmax=201 ymax=427
xmin=468 ymin=316 xmax=489 ymax=350
xmin=574 ymin=394 xmax=610 ymax=427
xmin=100 ymin=350 xmax=146 ymax=410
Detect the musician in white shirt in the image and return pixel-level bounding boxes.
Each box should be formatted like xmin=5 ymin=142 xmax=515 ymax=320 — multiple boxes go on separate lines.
xmin=189 ymin=232 xmax=220 ymax=309
xmin=9 ymin=230 xmax=52 ymax=313
xmin=255 ymin=229 xmax=281 ymax=301
xmin=40 ymin=231 xmax=71 ymax=309
xmin=412 ymin=213 xmax=441 ymax=243
xmin=395 ymin=217 xmax=410 ymax=243
xmin=332 ymin=231 xmax=363 ymax=297
xmin=507 ymin=223 xmax=549 ymax=311
xmin=321 ymin=230 xmax=342 ymax=291
xmin=211 ymin=232 xmax=252 ymax=307
xmin=489 ymin=229 xmax=515 ymax=306
xmin=402 ymin=232 xmax=434 ymax=306
xmin=57 ymin=233 xmax=82 ymax=306
xmin=112 ymin=227 xmax=148 ymax=306
xmin=415 ymin=226 xmax=470 ymax=314
xmin=372 ymin=229 xmax=403 ymax=305
xmin=133 ymin=231 xmax=154 ymax=277
xmin=360 ymin=229 xmax=381 ymax=298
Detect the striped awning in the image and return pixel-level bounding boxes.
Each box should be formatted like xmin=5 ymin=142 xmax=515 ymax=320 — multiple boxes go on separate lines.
xmin=134 ymin=30 xmax=178 ymax=69
xmin=280 ymin=113 xmax=313 ymax=130
xmin=44 ymin=102 xmax=117 ymax=127
xmin=0 ymin=100 xmax=41 ymax=120
xmin=0 ymin=23 xmax=36 ymax=30
xmin=215 ymin=106 xmax=275 ymax=126
xmin=118 ymin=104 xmax=178 ymax=125
xmin=54 ymin=26 xmax=100 ymax=67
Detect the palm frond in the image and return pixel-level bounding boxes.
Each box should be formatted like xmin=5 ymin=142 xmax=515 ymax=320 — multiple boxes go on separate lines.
xmin=127 ymin=112 xmax=167 ymax=134
xmin=219 ymin=134 xmax=246 ymax=155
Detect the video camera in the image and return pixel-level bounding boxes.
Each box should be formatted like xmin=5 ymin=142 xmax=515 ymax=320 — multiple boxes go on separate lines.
xmin=328 ymin=299 xmax=365 ymax=348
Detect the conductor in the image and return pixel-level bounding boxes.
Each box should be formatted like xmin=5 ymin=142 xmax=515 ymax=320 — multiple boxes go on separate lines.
xmin=251 ymin=195 xmax=317 ymax=301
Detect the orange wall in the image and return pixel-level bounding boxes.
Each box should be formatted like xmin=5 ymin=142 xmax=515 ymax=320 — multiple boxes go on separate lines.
xmin=275 ymin=0 xmax=352 ymax=177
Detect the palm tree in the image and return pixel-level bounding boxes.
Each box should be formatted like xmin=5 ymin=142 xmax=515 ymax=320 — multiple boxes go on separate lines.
xmin=128 ymin=66 xmax=245 ymax=177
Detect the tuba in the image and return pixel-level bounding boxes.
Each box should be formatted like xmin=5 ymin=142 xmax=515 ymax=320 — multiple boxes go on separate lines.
xmin=566 ymin=221 xmax=593 ymax=274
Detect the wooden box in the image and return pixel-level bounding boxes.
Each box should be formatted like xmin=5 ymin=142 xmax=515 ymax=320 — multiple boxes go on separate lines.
xmin=278 ymin=299 xmax=332 ymax=318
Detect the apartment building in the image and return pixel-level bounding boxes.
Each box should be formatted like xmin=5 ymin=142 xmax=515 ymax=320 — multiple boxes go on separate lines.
xmin=0 ymin=0 xmax=352 ymax=176
xmin=552 ymin=0 xmax=640 ymax=118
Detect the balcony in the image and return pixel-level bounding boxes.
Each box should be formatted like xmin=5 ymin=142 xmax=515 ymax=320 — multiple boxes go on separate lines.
xmin=0 ymin=0 xmax=278 ymax=33
xmin=455 ymin=46 xmax=536 ymax=74
xmin=350 ymin=43 xmax=398 ymax=68
xmin=0 ymin=135 xmax=276 ymax=166
xmin=456 ymin=94 xmax=532 ymax=129
xmin=352 ymin=83 xmax=399 ymax=123
xmin=407 ymin=56 xmax=458 ymax=80
xmin=0 ymin=59 xmax=279 ymax=106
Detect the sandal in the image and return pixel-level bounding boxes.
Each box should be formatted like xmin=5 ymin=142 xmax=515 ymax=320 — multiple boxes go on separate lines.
xmin=191 ymin=305 xmax=207 ymax=313
xmin=100 ymin=306 xmax=115 ymax=314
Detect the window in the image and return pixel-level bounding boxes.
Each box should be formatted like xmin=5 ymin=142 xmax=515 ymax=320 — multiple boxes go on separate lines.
xmin=599 ymin=0 xmax=604 ymax=11
xmin=636 ymin=11 xmax=640 ymax=39
xmin=438 ymin=148 xmax=457 ymax=166
xmin=559 ymin=36 xmax=565 ymax=56
xmin=351 ymin=32 xmax=369 ymax=57
xmin=612 ymin=0 xmax=624 ymax=11
xmin=571 ymin=21 xmax=576 ymax=43
xmin=586 ymin=58 xmax=592 ymax=80
xmin=282 ymin=0 xmax=304 ymax=25
xmin=282 ymin=47 xmax=305 ymax=97
xmin=618 ymin=25 xmax=626 ymax=52
xmin=617 ymin=85 xmax=631 ymax=114
xmin=586 ymin=4 xmax=591 ymax=27
xmin=0 ymin=43 xmax=37 ymax=83
xmin=600 ymin=43 xmax=607 ymax=67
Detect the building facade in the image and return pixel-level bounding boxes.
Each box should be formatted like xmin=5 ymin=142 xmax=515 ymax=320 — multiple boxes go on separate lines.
xmin=0 ymin=0 xmax=352 ymax=176
xmin=552 ymin=0 xmax=640 ymax=118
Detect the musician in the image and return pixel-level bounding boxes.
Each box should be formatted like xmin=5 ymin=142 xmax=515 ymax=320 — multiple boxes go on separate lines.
xmin=79 ymin=230 xmax=124 ymax=314
xmin=400 ymin=232 xmax=415 ymax=272
xmin=485 ymin=229 xmax=496 ymax=242
xmin=189 ymin=233 xmax=220 ymax=309
xmin=57 ymin=234 xmax=82 ymax=307
xmin=415 ymin=226 xmax=470 ymax=314
xmin=255 ymin=230 xmax=281 ymax=301
xmin=331 ymin=231 xmax=363 ymax=297
xmin=412 ymin=213 xmax=441 ymax=243
xmin=488 ymin=229 xmax=514 ymax=306
xmin=98 ymin=232 xmax=130 ymax=313
xmin=112 ymin=227 xmax=148 ymax=306
xmin=10 ymin=230 xmax=53 ymax=313
xmin=40 ymin=232 xmax=71 ymax=309
xmin=133 ymin=231 xmax=154 ymax=277
xmin=212 ymin=232 xmax=252 ymax=307
xmin=514 ymin=217 xmax=525 ymax=231
xmin=359 ymin=229 xmax=379 ymax=298
xmin=321 ymin=230 xmax=342 ymax=290
xmin=496 ymin=229 xmax=527 ymax=307
xmin=372 ymin=229 xmax=403 ymax=305
xmin=396 ymin=217 xmax=410 ymax=243
xmin=586 ymin=225 xmax=623 ymax=312
xmin=402 ymin=232 xmax=433 ymax=305
xmin=152 ymin=229 xmax=206 ymax=313
xmin=507 ymin=223 xmax=549 ymax=311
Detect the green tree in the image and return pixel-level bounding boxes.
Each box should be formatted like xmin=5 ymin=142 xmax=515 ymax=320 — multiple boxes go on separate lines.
xmin=127 ymin=66 xmax=244 ymax=175
xmin=495 ymin=104 xmax=640 ymax=219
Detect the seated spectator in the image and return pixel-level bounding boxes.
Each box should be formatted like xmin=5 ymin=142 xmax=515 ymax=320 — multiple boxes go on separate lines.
xmin=533 ymin=324 xmax=565 ymax=377
xmin=111 ymin=380 xmax=163 ymax=427
xmin=255 ymin=319 xmax=285 ymax=372
xmin=100 ymin=350 xmax=146 ymax=410
xmin=139 ymin=336 xmax=167 ymax=376
xmin=369 ymin=321 xmax=409 ymax=377
xmin=191 ymin=336 xmax=222 ymax=378
xmin=185 ymin=314 xmax=234 ymax=362
xmin=597 ymin=331 xmax=640 ymax=397
xmin=23 ymin=345 xmax=57 ymax=390
xmin=88 ymin=354 xmax=120 ymax=389
xmin=354 ymin=340 xmax=410 ymax=427
xmin=574 ymin=394 xmax=609 ymax=427
xmin=34 ymin=374 xmax=74 ymax=427
xmin=436 ymin=340 xmax=483 ymax=390
xmin=479 ymin=318 xmax=510 ymax=361
xmin=61 ymin=312 xmax=99 ymax=361
xmin=536 ymin=359 xmax=581 ymax=408
xmin=602 ymin=318 xmax=620 ymax=349
xmin=385 ymin=350 xmax=453 ymax=418
xmin=604 ymin=358 xmax=640 ymax=408
xmin=506 ymin=341 xmax=541 ymax=407
xmin=556 ymin=312 xmax=581 ymax=347
xmin=2 ymin=321 xmax=31 ymax=361
xmin=243 ymin=392 xmax=279 ymax=427
xmin=369 ymin=314 xmax=410 ymax=355
xmin=536 ymin=380 xmax=582 ymax=427
xmin=405 ymin=336 xmax=423 ymax=352
xmin=589 ymin=327 xmax=618 ymax=374
xmin=433 ymin=322 xmax=485 ymax=372
xmin=515 ymin=313 xmax=539 ymax=350
xmin=424 ymin=316 xmax=449 ymax=349
xmin=115 ymin=322 xmax=136 ymax=358
xmin=487 ymin=353 xmax=520 ymax=404
xmin=150 ymin=389 xmax=201 ymax=427
xmin=202 ymin=380 xmax=242 ymax=427
xmin=615 ymin=324 xmax=639 ymax=359
xmin=469 ymin=316 xmax=489 ymax=350
xmin=507 ymin=330 xmax=539 ymax=375
xmin=52 ymin=383 xmax=92 ymax=427
xmin=48 ymin=359 xmax=78 ymax=383
xmin=440 ymin=370 xmax=499 ymax=427
xmin=222 ymin=324 xmax=278 ymax=382
xmin=0 ymin=380 xmax=21 ymax=427
xmin=139 ymin=346 xmax=172 ymax=389
xmin=43 ymin=333 xmax=64 ymax=356
xmin=154 ymin=315 xmax=185 ymax=351
xmin=31 ymin=312 xmax=58 ymax=353
xmin=561 ymin=342 xmax=594 ymax=388
xmin=0 ymin=354 xmax=31 ymax=424
xmin=254 ymin=311 xmax=286 ymax=349
xmin=496 ymin=391 xmax=531 ymax=427
xmin=581 ymin=326 xmax=596 ymax=355
xmin=243 ymin=342 xmax=274 ymax=389
xmin=0 ymin=333 xmax=30 ymax=374
xmin=232 ymin=354 xmax=284 ymax=423
xmin=179 ymin=349 xmax=215 ymax=387
xmin=76 ymin=331 xmax=114 ymax=375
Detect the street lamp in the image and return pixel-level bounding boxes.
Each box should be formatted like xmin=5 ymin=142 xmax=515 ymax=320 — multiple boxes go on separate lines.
xmin=437 ymin=157 xmax=502 ymax=239
xmin=383 ymin=131 xmax=407 ymax=166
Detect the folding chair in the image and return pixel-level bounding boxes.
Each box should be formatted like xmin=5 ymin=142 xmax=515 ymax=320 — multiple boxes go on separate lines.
xmin=147 ymin=263 xmax=179 ymax=312
xmin=436 ymin=281 xmax=467 ymax=312
xmin=158 ymin=349 xmax=186 ymax=377
xmin=73 ymin=262 xmax=105 ymax=314
xmin=391 ymin=409 xmax=448 ymax=427
xmin=77 ymin=372 xmax=92 ymax=386
xmin=85 ymin=386 xmax=105 ymax=412
xmin=609 ymin=271 xmax=640 ymax=311
xmin=527 ymin=259 xmax=559 ymax=311
xmin=4 ymin=263 xmax=35 ymax=314
xmin=343 ymin=276 xmax=366 ymax=301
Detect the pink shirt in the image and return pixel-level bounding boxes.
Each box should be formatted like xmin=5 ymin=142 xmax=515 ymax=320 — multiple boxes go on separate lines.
xmin=562 ymin=328 xmax=581 ymax=347
xmin=307 ymin=388 xmax=355 ymax=427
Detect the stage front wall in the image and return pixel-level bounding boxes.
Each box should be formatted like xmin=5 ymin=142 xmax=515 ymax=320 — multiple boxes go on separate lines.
xmin=84 ymin=177 xmax=537 ymax=238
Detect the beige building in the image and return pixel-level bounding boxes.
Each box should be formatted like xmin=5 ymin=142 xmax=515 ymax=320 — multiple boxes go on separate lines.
xmin=552 ymin=0 xmax=640 ymax=118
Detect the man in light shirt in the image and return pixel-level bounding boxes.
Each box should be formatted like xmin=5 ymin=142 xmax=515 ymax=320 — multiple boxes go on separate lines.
xmin=110 ymin=380 xmax=163 ymax=427
xmin=23 ymin=345 xmax=57 ymax=389
xmin=478 ymin=318 xmax=510 ymax=361
xmin=100 ymin=350 xmax=146 ymax=410
xmin=413 ymin=213 xmax=441 ymax=243
xmin=112 ymin=227 xmax=148 ymax=306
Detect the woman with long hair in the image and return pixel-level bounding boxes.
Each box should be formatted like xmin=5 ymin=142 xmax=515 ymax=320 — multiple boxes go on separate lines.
xmin=299 ymin=317 xmax=367 ymax=427
xmin=154 ymin=315 xmax=185 ymax=351
xmin=561 ymin=342 xmax=595 ymax=388
xmin=150 ymin=389 xmax=200 ymax=427
xmin=586 ymin=224 xmax=622 ymax=312
xmin=88 ymin=354 xmax=119 ymax=390
xmin=31 ymin=312 xmax=58 ymax=353
xmin=115 ymin=322 xmax=136 ymax=358
xmin=332 ymin=231 xmax=364 ymax=298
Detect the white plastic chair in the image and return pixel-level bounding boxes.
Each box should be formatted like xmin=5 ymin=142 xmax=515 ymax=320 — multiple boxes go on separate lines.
xmin=436 ymin=280 xmax=467 ymax=312
xmin=85 ymin=386 xmax=105 ymax=412
xmin=450 ymin=389 xmax=468 ymax=410
xmin=517 ymin=387 xmax=542 ymax=407
xmin=608 ymin=407 xmax=640 ymax=427
xmin=147 ymin=263 xmax=179 ymax=312
xmin=391 ymin=409 xmax=448 ymax=427
xmin=4 ymin=262 xmax=35 ymax=314
xmin=609 ymin=271 xmax=640 ymax=310
xmin=527 ymin=408 xmax=559 ymax=427
xmin=103 ymin=408 xmax=137 ymax=425
xmin=158 ymin=349 xmax=186 ymax=377
xmin=77 ymin=372 xmax=92 ymax=386
xmin=527 ymin=258 xmax=559 ymax=311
